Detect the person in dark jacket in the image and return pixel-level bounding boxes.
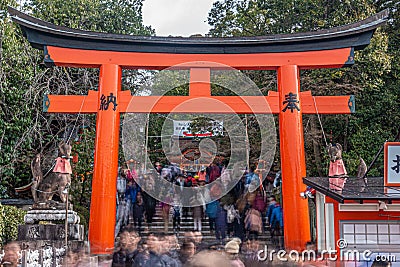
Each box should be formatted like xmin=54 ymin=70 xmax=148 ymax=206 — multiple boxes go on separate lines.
xmin=233 ymin=175 xmax=246 ymax=200
xmin=132 ymin=232 xmax=158 ymax=266
xmin=179 ymin=240 xmax=196 ymax=264
xmin=112 ymin=225 xmax=140 ymax=267
xmin=126 ymin=180 xmax=140 ymax=216
xmin=142 ymin=190 xmax=156 ymax=228
xmin=133 ymin=193 xmax=145 ymax=235
xmin=270 ymin=202 xmax=284 ymax=249
xmin=208 ymin=163 xmax=221 ymax=183
xmin=266 ymin=196 xmax=277 ymax=226
xmin=140 ymin=233 xmax=180 ymax=267
xmin=215 ymin=203 xmax=227 ymax=242
xmin=172 ymin=203 xmax=182 ymax=234
xmin=270 ymin=203 xmax=283 ymax=230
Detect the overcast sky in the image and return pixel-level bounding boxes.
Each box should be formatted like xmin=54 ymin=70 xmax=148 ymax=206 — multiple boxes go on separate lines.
xmin=142 ymin=0 xmax=215 ymax=37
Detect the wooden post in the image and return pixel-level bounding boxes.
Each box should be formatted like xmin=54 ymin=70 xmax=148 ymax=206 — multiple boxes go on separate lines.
xmin=88 ymin=64 xmax=121 ymax=255
xmin=278 ymin=65 xmax=311 ymax=250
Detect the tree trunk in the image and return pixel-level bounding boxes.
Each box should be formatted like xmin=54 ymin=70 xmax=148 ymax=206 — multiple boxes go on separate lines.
xmin=310 ymin=116 xmax=323 ymax=177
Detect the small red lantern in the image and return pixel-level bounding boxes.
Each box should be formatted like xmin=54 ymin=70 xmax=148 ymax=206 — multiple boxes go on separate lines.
xmin=72 ymin=153 xmax=78 ymax=163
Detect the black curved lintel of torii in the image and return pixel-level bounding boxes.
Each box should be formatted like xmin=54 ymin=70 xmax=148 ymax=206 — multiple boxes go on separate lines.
xmin=8 ymin=7 xmax=389 ymax=55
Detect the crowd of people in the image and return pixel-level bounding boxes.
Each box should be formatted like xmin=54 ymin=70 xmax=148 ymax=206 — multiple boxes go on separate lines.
xmin=117 ymin=162 xmax=284 ymax=240
xmin=110 ymin=161 xmax=286 ymax=266
xmin=108 ymin=225 xmax=279 ymax=267
xmin=2 ymin=161 xmax=391 ymax=266
xmin=60 ymin=227 xmax=279 ymax=266
xmin=0 ymin=161 xmax=286 ymax=267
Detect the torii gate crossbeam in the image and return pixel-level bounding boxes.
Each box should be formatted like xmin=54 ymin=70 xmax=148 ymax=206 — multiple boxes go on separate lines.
xmin=9 ymin=7 xmax=388 ymax=254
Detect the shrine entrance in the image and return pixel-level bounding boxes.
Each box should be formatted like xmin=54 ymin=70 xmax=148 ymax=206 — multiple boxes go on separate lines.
xmin=9 ymin=7 xmax=388 ymax=254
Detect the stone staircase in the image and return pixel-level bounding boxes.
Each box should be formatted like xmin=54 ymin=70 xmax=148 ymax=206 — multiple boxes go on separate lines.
xmin=131 ymin=204 xmax=274 ymax=245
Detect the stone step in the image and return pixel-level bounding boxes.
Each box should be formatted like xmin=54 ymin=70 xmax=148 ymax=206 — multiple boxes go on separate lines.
xmin=135 ymin=230 xmax=273 ymax=244
xmin=133 ymin=224 xmax=272 ymax=238
xmin=129 ymin=203 xmax=274 ymax=245
xmin=146 ymin=220 xmax=210 ymax=225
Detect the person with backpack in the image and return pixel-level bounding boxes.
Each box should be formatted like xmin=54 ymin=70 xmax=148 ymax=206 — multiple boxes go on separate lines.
xmin=224 ymin=203 xmax=237 ymax=238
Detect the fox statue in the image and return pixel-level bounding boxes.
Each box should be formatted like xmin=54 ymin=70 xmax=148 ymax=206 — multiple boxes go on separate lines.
xmin=327 ymin=143 xmax=367 ymax=192
xmin=31 ymin=141 xmax=72 ymax=207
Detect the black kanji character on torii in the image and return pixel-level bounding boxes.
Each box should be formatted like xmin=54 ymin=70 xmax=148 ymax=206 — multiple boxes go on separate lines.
xmin=282 ymin=92 xmax=300 ymax=113
xmin=392 ymin=155 xmax=400 ymax=174
xmin=99 ymin=93 xmax=118 ymax=111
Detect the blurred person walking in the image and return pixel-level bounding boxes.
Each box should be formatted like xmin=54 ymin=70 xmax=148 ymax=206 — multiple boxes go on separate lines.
xmin=142 ymin=190 xmax=156 ymax=230
xmin=215 ymin=202 xmax=228 ymax=243
xmin=112 ymin=225 xmax=140 ymax=267
xmin=184 ymin=250 xmax=231 ymax=267
xmin=161 ymin=201 xmax=171 ymax=232
xmin=270 ymin=201 xmax=284 ymax=249
xmin=1 ymin=242 xmax=20 ymax=267
xmin=252 ymin=190 xmax=267 ymax=232
xmin=133 ymin=193 xmax=145 ymax=235
xmin=205 ymin=200 xmax=218 ymax=234
xmin=224 ymin=239 xmax=245 ymax=267
xmin=193 ymin=231 xmax=206 ymax=252
xmin=172 ymin=202 xmax=182 ymax=235
xmin=244 ymin=208 xmax=263 ymax=238
xmin=179 ymin=240 xmax=196 ymax=265
xmin=192 ymin=205 xmax=203 ymax=232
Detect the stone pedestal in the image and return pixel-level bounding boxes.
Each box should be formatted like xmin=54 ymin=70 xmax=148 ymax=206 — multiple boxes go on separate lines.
xmin=24 ymin=209 xmax=80 ymax=224
xmin=18 ymin=224 xmax=84 ymax=241
xmin=17 ymin=209 xmax=85 ymax=267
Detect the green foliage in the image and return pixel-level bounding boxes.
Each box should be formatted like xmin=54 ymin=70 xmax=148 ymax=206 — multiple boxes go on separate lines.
xmin=70 ymin=127 xmax=95 ymax=211
xmin=27 ymin=0 xmax=154 ymax=35
xmin=0 ymin=1 xmax=42 ymax=190
xmin=0 ymin=205 xmax=3 ymax=244
xmin=0 ymin=204 xmax=26 ymax=244
xmin=73 ymin=204 xmax=89 ymax=235
xmin=208 ymin=0 xmax=376 ymax=37
xmin=0 ymin=0 xmax=153 ymax=216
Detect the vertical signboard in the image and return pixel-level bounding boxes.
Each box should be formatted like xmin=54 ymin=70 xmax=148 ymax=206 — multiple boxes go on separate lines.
xmin=384 ymin=142 xmax=400 ymax=186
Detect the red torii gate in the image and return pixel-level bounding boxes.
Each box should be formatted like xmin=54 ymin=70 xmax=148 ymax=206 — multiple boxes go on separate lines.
xmin=10 ymin=7 xmax=387 ymax=254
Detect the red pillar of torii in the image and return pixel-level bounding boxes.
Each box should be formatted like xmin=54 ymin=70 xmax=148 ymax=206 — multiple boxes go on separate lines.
xmin=10 ymin=7 xmax=387 ymax=254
